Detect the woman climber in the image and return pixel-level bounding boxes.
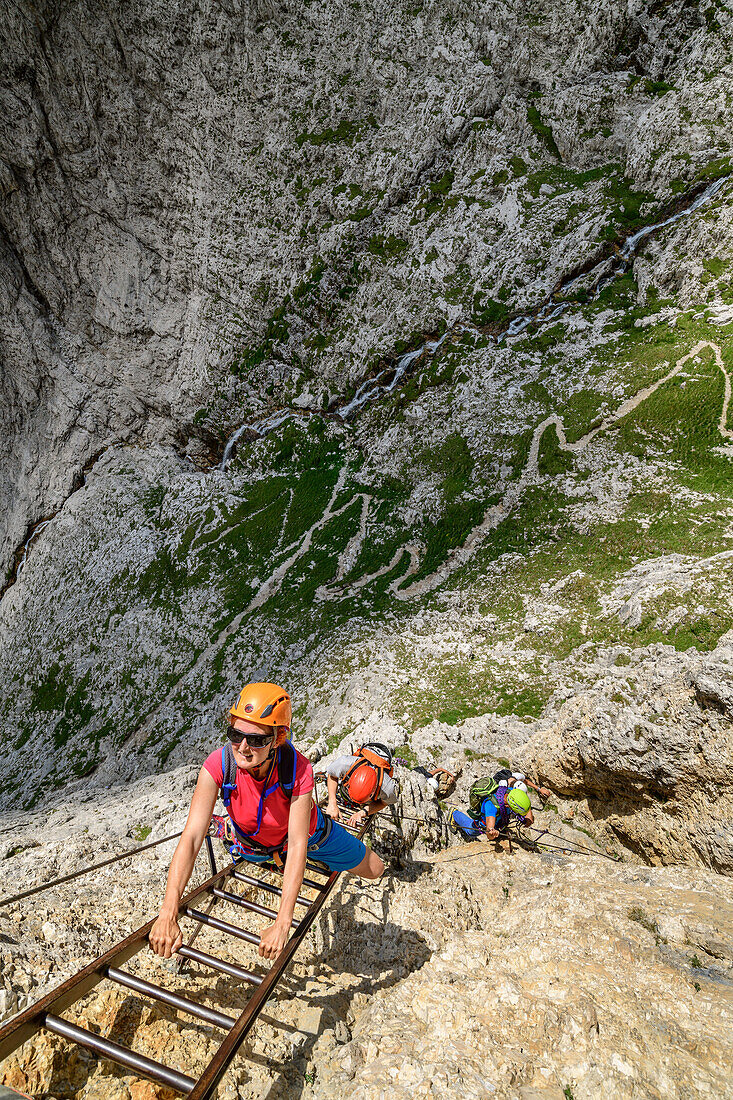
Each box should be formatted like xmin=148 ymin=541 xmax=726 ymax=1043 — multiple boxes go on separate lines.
xmin=149 ymin=682 xmax=384 ymax=962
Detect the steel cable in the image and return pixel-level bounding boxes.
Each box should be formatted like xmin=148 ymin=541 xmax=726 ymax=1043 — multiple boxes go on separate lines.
xmin=525 ymin=826 xmax=622 ymax=862
xmin=504 ymin=824 xmax=622 ymax=862
xmin=0 ymin=831 xmax=183 ymax=908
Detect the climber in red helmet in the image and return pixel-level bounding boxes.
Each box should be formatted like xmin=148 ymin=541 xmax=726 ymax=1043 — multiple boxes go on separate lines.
xmin=149 ymin=684 xmax=384 ymax=964
xmin=325 ymin=743 xmax=399 ymax=826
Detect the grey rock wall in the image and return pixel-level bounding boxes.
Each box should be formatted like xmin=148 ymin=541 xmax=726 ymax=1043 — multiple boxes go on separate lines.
xmin=3 ymin=0 xmax=731 ymax=579
xmin=0 ymin=0 xmax=732 ymax=875
xmin=1 ymin=0 xmax=216 ymax=574
xmin=518 ymin=638 xmax=733 ymax=873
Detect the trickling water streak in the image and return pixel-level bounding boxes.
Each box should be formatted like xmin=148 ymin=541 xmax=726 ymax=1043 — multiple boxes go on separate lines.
xmin=498 ymin=175 xmax=729 ymax=343
xmin=337 ymin=332 xmax=449 ymax=420
xmin=619 ymin=176 xmax=727 ymax=259
xmin=17 ymin=519 xmax=53 ymax=575
xmin=219 ymin=426 xmax=249 ymax=470
xmin=220 ymin=333 xmax=450 ymax=468
xmin=220 ymin=411 xmax=307 ymax=470
xmin=219 ymin=176 xmax=729 ymax=462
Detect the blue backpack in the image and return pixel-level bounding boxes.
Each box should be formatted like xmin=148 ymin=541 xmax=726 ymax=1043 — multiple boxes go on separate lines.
xmin=220 ymin=740 xmax=296 ymax=856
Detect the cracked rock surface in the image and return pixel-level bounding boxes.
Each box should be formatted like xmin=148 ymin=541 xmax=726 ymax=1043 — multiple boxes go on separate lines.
xmin=2 ymin=0 xmax=731 ymax=573
xmin=1 ymin=777 xmax=732 ymax=1099
xmin=2 ymin=3 xmax=733 ymax=1094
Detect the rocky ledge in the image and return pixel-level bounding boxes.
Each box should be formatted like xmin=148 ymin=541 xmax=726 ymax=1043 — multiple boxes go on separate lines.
xmin=1 ymin=767 xmax=732 ymax=1099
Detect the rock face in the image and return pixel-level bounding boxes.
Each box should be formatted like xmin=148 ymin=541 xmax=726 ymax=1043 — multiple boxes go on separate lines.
xmin=517 ymin=637 xmax=733 ymax=874
xmin=693 ymin=662 xmax=733 ymax=720
xmin=2 ymin=0 xmax=732 ymax=811
xmin=1 ymin=0 xmax=219 ymax=576
xmin=2 ymin=5 xmax=733 ymax=1091
xmin=1 ymin=778 xmax=732 ymax=1099
xmin=2 ymin=0 xmax=732 ymax=576
xmin=312 ymin=847 xmax=733 ymax=1100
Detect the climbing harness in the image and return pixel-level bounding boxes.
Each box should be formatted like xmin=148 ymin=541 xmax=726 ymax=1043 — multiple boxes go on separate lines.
xmin=218 ymin=740 xmax=299 ymax=865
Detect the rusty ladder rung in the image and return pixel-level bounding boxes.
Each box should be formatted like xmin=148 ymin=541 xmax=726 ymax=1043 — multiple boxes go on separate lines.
xmin=176 ymin=945 xmax=263 ymax=986
xmin=185 ymin=908 xmax=260 ymax=945
xmin=210 ymin=886 xmax=300 ymax=928
xmin=259 ymin=865 xmax=326 ymax=891
xmin=0 ymin=862 xmax=237 ymax=1063
xmin=305 ymin=861 xmax=331 ymax=878
xmin=185 ymin=861 xmax=341 ymax=1100
xmin=43 ymin=1013 xmax=195 ymax=1094
xmin=231 ymin=870 xmax=312 ymax=907
xmin=300 ymin=872 xmax=326 ymax=890
xmin=105 ymin=966 xmax=236 ymax=1030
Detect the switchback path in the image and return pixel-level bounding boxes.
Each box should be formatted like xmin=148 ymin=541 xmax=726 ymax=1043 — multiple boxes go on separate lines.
xmin=335 ymin=339 xmax=732 ymax=601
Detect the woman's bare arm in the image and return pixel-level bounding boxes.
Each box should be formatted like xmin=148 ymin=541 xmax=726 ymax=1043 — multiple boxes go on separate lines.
xmin=258 ymin=791 xmax=312 ymax=960
xmin=149 ymin=767 xmax=219 ymax=958
xmin=325 ymin=774 xmax=341 ymax=820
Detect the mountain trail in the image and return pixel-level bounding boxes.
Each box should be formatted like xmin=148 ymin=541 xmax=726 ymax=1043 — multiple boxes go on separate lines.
xmin=383 ymin=340 xmax=731 ymax=600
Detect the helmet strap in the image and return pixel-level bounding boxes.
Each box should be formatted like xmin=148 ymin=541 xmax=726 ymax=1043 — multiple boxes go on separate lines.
xmin=252 ymin=755 xmax=272 ymax=780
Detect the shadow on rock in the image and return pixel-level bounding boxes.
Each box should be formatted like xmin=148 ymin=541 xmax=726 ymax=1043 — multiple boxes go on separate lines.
xmin=388 ymin=856 xmax=432 ymax=882
xmin=258 ymin=879 xmax=432 ymax=1100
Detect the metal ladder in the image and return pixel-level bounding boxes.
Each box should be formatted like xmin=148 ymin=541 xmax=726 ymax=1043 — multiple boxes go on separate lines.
xmin=0 ymin=820 xmax=366 ymax=1098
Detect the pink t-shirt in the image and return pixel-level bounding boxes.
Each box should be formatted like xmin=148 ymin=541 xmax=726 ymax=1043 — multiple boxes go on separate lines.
xmin=203 ymin=746 xmax=317 ymax=846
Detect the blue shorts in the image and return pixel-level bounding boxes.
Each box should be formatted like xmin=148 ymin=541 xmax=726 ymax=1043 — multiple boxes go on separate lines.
xmin=232 ymin=809 xmax=366 ymax=873
xmin=309 ymin=815 xmax=367 ymax=873
xmin=449 ymin=808 xmax=485 ymax=837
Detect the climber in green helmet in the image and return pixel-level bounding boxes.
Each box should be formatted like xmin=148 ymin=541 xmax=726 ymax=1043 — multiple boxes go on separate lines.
xmin=484 ymin=786 xmax=533 ymax=839
xmin=449 ymin=784 xmax=534 ymax=841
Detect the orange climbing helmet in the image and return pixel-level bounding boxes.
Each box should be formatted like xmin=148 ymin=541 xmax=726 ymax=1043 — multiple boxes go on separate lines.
xmin=230 ymin=682 xmax=291 ymax=730
xmin=340 ymin=743 xmax=394 ymax=805
xmin=343 ymin=762 xmax=380 ymax=804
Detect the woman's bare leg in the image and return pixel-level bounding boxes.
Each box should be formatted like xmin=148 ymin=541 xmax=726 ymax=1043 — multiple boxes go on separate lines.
xmin=346 ymin=849 xmax=384 ymax=878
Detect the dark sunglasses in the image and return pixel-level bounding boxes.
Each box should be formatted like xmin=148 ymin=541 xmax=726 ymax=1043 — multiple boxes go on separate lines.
xmin=227 ymin=727 xmax=275 ymax=748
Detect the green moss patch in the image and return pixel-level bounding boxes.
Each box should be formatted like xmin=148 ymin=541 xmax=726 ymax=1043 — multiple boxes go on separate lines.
xmin=295 ymin=116 xmax=378 ymax=147
xmin=527 ymin=103 xmax=560 ymax=159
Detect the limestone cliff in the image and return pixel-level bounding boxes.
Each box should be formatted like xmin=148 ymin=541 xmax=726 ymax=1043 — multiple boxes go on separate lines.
xmin=1 ymin=3 xmax=733 ymax=1091
xmin=2 ymin=1 xmax=733 ymax=836
xmin=2 ymin=0 xmax=731 ymax=579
